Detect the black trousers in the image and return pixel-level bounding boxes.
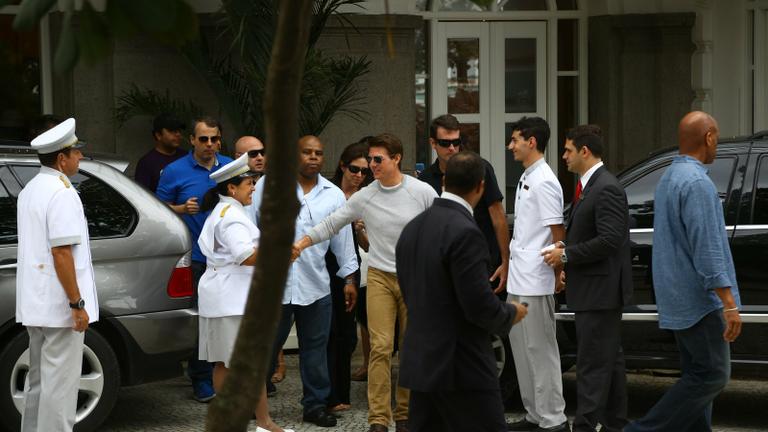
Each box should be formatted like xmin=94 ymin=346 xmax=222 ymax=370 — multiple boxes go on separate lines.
xmin=573 ymin=309 xmax=628 ymax=432
xmin=327 ymin=281 xmax=358 ymax=406
xmin=408 ymin=389 xmax=507 ymax=432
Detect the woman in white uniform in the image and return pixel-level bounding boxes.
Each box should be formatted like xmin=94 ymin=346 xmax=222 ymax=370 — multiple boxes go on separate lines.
xmin=197 ymin=154 xmax=292 ymax=432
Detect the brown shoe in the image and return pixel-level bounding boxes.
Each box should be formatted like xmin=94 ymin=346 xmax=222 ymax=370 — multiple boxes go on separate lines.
xmin=368 ymin=424 xmax=388 ymax=432
xmin=395 ymin=420 xmax=409 ymax=432
xmin=351 ymin=366 xmax=368 ymax=381
xmin=271 ymin=351 xmax=286 ymax=383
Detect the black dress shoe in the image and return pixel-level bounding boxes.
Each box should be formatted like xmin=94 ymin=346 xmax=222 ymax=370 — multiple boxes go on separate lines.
xmin=302 ymin=408 xmax=337 ymax=427
xmin=368 ymin=424 xmax=388 ymax=432
xmin=507 ymin=418 xmax=539 ymax=431
xmin=535 ymin=421 xmax=570 ymax=432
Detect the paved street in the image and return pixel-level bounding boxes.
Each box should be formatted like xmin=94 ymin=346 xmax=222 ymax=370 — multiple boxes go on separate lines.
xmin=99 ymin=353 xmax=768 ymax=432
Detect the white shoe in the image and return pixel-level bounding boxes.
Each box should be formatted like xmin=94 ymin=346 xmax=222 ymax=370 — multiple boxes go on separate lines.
xmin=256 ymin=427 xmax=295 ymax=432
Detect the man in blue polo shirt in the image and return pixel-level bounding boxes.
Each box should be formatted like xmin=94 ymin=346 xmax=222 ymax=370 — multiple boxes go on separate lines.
xmin=156 ymin=115 xmax=232 ymax=403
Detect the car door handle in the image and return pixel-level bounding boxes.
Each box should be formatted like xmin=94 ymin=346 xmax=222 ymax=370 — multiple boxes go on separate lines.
xmin=0 ymin=259 xmax=17 ymax=270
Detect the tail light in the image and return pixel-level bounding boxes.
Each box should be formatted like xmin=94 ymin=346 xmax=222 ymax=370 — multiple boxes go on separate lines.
xmin=167 ymin=252 xmax=193 ymax=298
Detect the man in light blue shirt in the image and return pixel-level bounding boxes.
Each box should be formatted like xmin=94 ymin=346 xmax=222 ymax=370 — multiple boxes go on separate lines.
xmin=249 ymin=136 xmax=358 ymax=428
xmin=626 ymin=112 xmax=742 ymax=432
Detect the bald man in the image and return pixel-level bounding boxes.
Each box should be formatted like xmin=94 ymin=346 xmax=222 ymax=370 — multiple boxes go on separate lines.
xmin=625 ymin=112 xmax=742 ymax=432
xmin=248 ymin=135 xmax=358 ymax=428
xmin=233 ymin=136 xmax=266 ymax=177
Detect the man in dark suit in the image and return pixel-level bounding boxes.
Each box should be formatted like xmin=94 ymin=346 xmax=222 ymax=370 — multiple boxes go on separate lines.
xmin=396 ymin=151 xmax=528 ymax=432
xmin=542 ymin=125 xmax=632 ymax=432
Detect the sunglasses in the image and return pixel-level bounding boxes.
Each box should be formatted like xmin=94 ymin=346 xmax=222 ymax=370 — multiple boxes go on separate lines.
xmin=248 ymin=149 xmax=266 ymax=158
xmin=347 ymin=165 xmax=371 ymax=175
xmin=196 ymin=135 xmax=221 ymax=144
xmin=435 ymin=138 xmax=462 ymax=148
xmin=365 ymin=155 xmax=388 ymax=164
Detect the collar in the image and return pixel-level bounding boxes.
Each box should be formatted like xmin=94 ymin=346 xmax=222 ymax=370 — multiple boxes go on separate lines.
xmin=674 ymin=155 xmax=708 ymax=172
xmin=187 ymin=151 xmax=222 ymax=170
xmin=579 ymin=161 xmax=604 ymax=187
xmin=296 ymin=174 xmax=335 ymax=199
xmin=523 ymin=157 xmax=546 ymax=178
xmin=441 ymin=191 xmax=473 ymax=216
xmin=218 ymin=195 xmax=245 ymax=210
xmin=40 ymin=166 xmax=66 ymax=177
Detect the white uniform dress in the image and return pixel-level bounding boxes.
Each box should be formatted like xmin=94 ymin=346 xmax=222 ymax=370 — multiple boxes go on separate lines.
xmin=16 ymin=166 xmax=99 ymax=432
xmin=197 ymin=196 xmax=260 ymax=367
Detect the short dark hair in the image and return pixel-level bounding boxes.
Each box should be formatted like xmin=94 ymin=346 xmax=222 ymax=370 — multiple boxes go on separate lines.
xmin=37 ymin=147 xmax=73 ymax=167
xmin=191 ymin=116 xmax=222 ymax=136
xmin=430 ymin=114 xmax=460 ymax=139
xmin=509 ymin=116 xmax=550 ymax=153
xmin=29 ymin=114 xmax=64 ymax=140
xmin=444 ymin=151 xmax=485 ymax=195
xmin=566 ymin=124 xmax=604 ymax=158
xmin=153 ymin=113 xmax=186 ymax=135
xmin=368 ymin=133 xmax=403 ymax=168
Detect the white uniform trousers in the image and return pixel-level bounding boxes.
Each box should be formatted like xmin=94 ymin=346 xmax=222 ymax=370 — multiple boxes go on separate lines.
xmin=508 ymin=294 xmax=568 ymax=428
xmin=22 ymin=326 xmax=85 ymax=432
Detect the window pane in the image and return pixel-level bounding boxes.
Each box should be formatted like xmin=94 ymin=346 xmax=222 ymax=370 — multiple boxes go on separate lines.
xmin=0 ymin=15 xmax=41 ymax=140
xmin=416 ymin=0 xmax=430 ymax=11
xmin=10 ymin=164 xmax=38 ymax=186
xmin=416 ymin=22 xmax=430 ymax=166
xmin=439 ymin=0 xmax=489 ymax=11
xmin=558 ymin=19 xmax=578 ymax=71
xmin=556 ymin=0 xmax=578 ymax=10
xmin=447 ymin=38 xmax=480 ymax=114
xmin=625 ymin=157 xmax=735 ymax=229
xmin=0 ymin=173 xmax=16 ymax=245
xmin=753 ymin=156 xmax=768 ymax=223
xmin=72 ymin=172 xmax=137 ymax=238
xmin=504 ymin=38 xmax=537 ymax=113
xmin=504 ymin=122 xmax=526 ymax=213
xmin=497 ymin=0 xmax=547 ymax=10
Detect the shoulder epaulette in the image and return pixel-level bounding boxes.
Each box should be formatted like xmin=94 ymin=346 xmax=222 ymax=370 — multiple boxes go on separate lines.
xmin=58 ymin=175 xmax=71 ymax=189
xmin=220 ymin=204 xmax=231 ymax=217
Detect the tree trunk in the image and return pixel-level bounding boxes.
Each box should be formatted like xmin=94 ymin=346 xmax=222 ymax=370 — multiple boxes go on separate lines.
xmin=204 ymin=0 xmax=314 ymax=430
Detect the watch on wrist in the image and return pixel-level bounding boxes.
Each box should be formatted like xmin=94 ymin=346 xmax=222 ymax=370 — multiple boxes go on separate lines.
xmin=560 ymin=249 xmax=568 ymax=264
xmin=69 ymin=298 xmax=85 ymax=310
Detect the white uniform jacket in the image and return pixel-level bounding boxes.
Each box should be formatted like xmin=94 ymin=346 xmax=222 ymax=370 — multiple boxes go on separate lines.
xmin=508 ymin=159 xmax=564 ymax=296
xmin=197 ymin=196 xmax=260 ymax=318
xmin=16 ymin=166 xmax=99 ymax=327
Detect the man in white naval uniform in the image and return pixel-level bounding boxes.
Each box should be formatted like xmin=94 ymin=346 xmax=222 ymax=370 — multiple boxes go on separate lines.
xmin=506 ymin=117 xmax=569 ymax=432
xmin=16 ymin=118 xmax=99 ymax=432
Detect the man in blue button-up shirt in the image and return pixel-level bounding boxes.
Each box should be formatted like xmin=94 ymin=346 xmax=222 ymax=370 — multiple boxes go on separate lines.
xmin=626 ymin=112 xmax=742 ymax=432
xmin=249 ymin=136 xmax=358 ymax=428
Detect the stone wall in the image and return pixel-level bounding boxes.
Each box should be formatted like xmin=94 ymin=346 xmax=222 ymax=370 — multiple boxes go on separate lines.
xmin=588 ymin=13 xmax=696 ymax=173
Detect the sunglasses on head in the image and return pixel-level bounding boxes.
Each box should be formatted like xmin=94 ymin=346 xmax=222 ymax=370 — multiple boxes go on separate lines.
xmin=435 ymin=138 xmax=462 ymax=148
xmin=347 ymin=165 xmax=371 ymax=175
xmin=197 ymin=135 xmax=221 ymax=144
xmin=248 ymin=149 xmax=266 ymax=158
xmin=365 ymin=155 xmax=388 ymax=164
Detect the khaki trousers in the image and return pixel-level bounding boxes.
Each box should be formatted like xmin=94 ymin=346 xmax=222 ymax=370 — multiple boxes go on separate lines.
xmin=366 ymin=267 xmax=409 ymax=426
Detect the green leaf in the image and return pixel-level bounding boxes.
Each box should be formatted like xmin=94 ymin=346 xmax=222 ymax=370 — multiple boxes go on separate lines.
xmin=76 ymin=1 xmax=112 ymax=64
xmin=13 ymin=0 xmax=57 ymax=30
xmin=53 ymin=10 xmax=79 ymax=74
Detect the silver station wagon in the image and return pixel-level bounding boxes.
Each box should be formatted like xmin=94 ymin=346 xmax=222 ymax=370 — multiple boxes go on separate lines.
xmin=0 ymin=144 xmax=197 ymax=432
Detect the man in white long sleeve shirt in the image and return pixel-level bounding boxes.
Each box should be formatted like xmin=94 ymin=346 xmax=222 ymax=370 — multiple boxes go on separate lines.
xmin=294 ymin=133 xmax=437 ymax=432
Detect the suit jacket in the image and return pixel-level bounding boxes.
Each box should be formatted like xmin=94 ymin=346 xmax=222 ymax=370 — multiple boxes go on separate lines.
xmin=396 ymin=198 xmax=517 ymax=392
xmin=565 ymin=166 xmax=633 ymax=311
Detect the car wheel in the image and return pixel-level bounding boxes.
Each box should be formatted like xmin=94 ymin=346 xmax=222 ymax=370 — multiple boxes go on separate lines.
xmin=0 ymin=328 xmax=120 ymax=432
xmin=492 ymin=334 xmax=521 ymax=410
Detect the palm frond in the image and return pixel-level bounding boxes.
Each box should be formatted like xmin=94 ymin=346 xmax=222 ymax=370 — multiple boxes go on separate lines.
xmin=114 ymin=84 xmax=203 ymax=128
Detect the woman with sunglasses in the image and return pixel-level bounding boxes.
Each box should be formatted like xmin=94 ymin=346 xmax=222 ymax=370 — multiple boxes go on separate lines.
xmin=197 ymin=154 xmax=292 ymax=432
xmin=325 ymin=141 xmax=373 ymax=413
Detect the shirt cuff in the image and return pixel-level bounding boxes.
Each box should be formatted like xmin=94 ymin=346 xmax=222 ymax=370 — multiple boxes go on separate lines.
xmin=541 ymin=216 xmax=564 ymax=226
xmin=337 ymin=261 xmax=360 ymax=279
xmin=50 ymin=235 xmax=82 ymax=247
xmin=702 ymin=272 xmax=733 ymax=291
xmin=234 ymin=247 xmax=255 ymax=265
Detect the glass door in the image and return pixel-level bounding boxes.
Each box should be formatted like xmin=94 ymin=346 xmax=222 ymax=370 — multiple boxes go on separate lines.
xmin=433 ymin=21 xmax=548 ymax=213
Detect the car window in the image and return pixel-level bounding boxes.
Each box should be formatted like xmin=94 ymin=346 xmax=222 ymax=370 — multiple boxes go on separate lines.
xmin=625 ymin=156 xmax=735 ymax=229
xmin=754 ymin=155 xmax=768 ymax=224
xmin=0 ymin=167 xmax=17 ymax=245
xmin=10 ymin=164 xmax=137 ymax=239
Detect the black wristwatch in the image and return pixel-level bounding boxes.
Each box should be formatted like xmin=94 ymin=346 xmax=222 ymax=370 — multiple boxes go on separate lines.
xmin=69 ymin=298 xmax=85 ymax=310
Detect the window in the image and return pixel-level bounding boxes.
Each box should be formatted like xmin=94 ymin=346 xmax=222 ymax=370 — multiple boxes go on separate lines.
xmin=625 ymin=157 xmax=736 ymax=229
xmin=10 ymin=164 xmax=137 ymax=240
xmin=754 ymin=155 xmax=768 ymax=224
xmin=0 ymin=14 xmax=41 ymax=140
xmin=0 ymin=166 xmax=18 ymax=244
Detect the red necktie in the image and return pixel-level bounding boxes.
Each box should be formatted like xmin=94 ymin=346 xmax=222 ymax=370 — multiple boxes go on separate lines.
xmin=573 ymin=180 xmax=582 ymax=204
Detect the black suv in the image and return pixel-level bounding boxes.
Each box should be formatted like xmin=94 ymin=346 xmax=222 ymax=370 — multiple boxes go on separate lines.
xmin=554 ymin=131 xmax=768 ymax=371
